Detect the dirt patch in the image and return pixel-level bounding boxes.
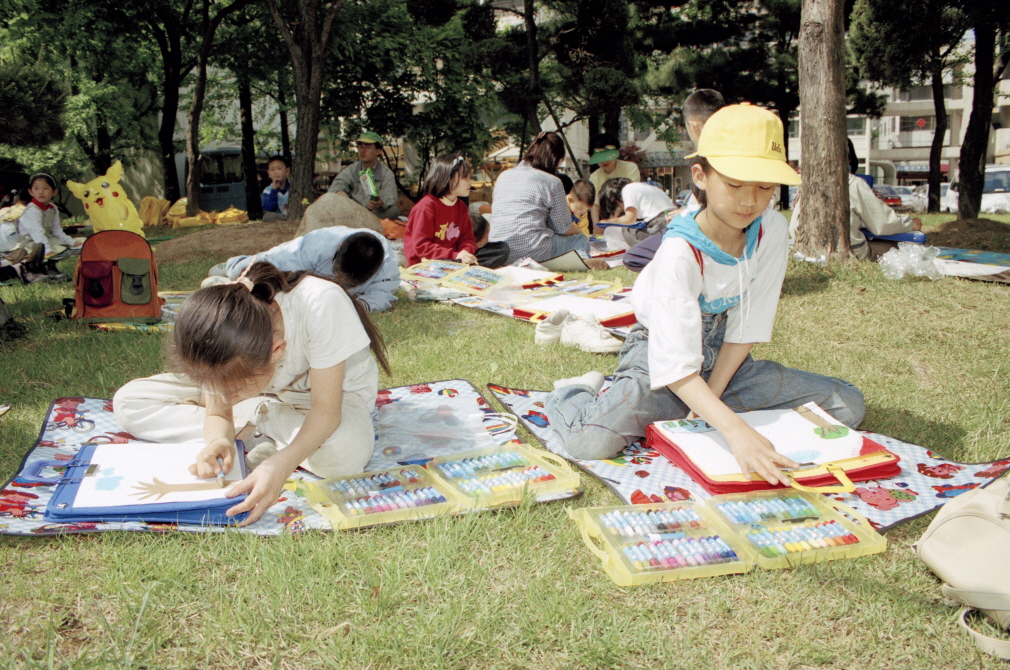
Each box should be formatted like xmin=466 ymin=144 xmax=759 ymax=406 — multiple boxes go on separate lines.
xmin=153 ymin=221 xmax=300 ymax=263
xmin=927 ymin=218 xmax=1010 ymax=253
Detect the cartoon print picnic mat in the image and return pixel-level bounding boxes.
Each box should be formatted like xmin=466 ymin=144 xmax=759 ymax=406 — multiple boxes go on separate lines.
xmin=0 ymin=380 xmax=546 ymax=537
xmin=488 ymin=383 xmax=1010 ymax=532
xmin=932 ymin=247 xmax=1010 ymax=283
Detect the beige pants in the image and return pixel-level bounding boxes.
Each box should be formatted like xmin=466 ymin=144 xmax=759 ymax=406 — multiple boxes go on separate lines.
xmin=113 ymin=373 xmax=375 ymax=478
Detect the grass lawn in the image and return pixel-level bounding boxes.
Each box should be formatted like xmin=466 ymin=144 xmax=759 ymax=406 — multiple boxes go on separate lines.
xmin=1 ymin=231 xmax=1009 ymax=669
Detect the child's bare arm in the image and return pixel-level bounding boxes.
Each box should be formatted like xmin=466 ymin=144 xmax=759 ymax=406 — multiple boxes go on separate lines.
xmin=191 ymin=392 xmax=236 ymax=478
xmin=668 ymin=373 xmax=798 ymax=486
xmin=226 ymin=362 xmax=345 ymax=525
xmin=602 ymin=207 xmax=638 ymax=225
xmin=706 ymin=342 xmax=752 ymax=399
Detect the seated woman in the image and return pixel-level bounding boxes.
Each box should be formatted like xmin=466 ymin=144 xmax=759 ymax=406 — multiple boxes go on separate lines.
xmin=489 ymin=132 xmax=607 ymax=270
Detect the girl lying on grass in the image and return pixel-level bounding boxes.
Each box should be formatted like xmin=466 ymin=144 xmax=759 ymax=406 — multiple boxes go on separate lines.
xmin=114 ymin=262 xmax=390 ymax=525
xmin=546 ymin=104 xmax=866 ymax=486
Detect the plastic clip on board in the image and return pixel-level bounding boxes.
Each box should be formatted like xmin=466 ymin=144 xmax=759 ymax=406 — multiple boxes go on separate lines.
xmin=304 ymin=466 xmax=457 ymax=530
xmin=425 ymin=443 xmax=581 ymax=510
xmin=569 ymin=502 xmax=756 ymax=586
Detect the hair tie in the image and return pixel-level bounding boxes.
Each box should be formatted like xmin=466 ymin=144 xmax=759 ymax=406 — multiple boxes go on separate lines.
xmin=535 ymin=131 xmax=547 ymax=141
xmin=453 ymin=155 xmax=465 ymax=167
xmin=232 ymin=277 xmax=254 ymax=291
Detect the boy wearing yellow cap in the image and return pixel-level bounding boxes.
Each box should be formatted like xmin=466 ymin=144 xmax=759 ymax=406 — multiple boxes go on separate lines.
xmin=546 ymin=104 xmax=866 ymax=486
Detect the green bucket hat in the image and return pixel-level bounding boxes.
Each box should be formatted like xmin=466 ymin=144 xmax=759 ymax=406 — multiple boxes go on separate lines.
xmin=588 ymin=147 xmax=620 ymax=165
xmin=356 ymin=131 xmax=383 ymax=147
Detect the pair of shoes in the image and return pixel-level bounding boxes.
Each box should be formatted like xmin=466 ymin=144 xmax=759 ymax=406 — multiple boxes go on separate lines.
xmin=534 ymin=309 xmax=572 ymax=345
xmin=200 ymin=275 xmax=231 ymax=289
xmin=25 ymin=271 xmax=51 ymax=284
xmin=553 ymin=370 xmax=606 ymax=393
xmin=5 ymin=243 xmax=43 ymax=266
xmin=561 ymin=314 xmax=623 ymax=354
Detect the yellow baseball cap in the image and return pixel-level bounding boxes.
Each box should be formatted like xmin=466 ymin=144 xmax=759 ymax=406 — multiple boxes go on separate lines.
xmin=686 ymin=103 xmax=801 ymax=186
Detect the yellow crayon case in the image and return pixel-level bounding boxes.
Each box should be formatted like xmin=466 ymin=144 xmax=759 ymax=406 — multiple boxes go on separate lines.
xmin=569 ymin=502 xmax=757 ymax=587
xmin=426 ymin=443 xmax=581 ymax=510
xmin=304 ymin=465 xmax=458 ymax=530
xmin=707 ymin=490 xmax=886 ymax=570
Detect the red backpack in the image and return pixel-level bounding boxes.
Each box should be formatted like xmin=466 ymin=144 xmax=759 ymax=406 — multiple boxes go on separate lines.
xmin=73 ymin=231 xmax=164 ymax=324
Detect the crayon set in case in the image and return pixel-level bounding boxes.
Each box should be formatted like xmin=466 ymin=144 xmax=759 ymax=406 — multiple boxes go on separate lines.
xmin=305 ymin=466 xmax=457 ymax=530
xmin=305 ymin=444 xmax=582 ymax=530
xmin=571 ymin=491 xmax=886 ymax=586
xmin=569 ymin=502 xmax=756 ymax=586
xmin=707 ymin=489 xmax=886 ymax=570
xmin=425 ymin=443 xmax=580 ymax=509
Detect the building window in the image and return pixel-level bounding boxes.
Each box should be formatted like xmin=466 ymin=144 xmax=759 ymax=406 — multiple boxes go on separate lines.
xmin=846 ymin=117 xmax=865 ymax=136
xmin=788 ymin=119 xmax=799 ymax=138
xmin=900 ymin=116 xmax=936 ymax=132
xmin=898 ymin=85 xmax=952 ymax=101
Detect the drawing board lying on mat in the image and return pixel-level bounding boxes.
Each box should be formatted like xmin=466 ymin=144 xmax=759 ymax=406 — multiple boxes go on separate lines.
xmin=541 ymin=250 xmax=591 ymax=272
xmin=37 ymin=441 xmax=248 ymax=524
xmin=512 ymin=294 xmax=636 ymax=327
xmin=401 ymin=260 xmax=562 ymax=296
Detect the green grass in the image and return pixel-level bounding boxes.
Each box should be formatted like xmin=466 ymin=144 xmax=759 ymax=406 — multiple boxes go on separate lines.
xmin=1 ymin=244 xmax=1009 ymax=668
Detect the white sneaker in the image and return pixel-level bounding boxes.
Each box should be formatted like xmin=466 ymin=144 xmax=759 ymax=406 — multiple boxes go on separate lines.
xmin=200 ymin=275 xmax=231 ymax=289
xmin=534 ymin=309 xmax=572 ymax=346
xmin=553 ymin=371 xmax=606 ymax=393
xmin=561 ymin=315 xmax=623 ymax=354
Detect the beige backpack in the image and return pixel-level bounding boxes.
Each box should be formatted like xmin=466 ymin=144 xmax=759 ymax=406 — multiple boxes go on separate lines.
xmin=914 ymin=475 xmax=1010 ymax=658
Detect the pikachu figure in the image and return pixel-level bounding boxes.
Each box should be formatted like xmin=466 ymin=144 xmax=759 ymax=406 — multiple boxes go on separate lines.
xmin=67 ymin=161 xmax=146 ymax=237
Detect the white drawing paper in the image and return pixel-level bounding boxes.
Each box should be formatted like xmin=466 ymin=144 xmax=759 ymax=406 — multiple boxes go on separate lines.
xmin=72 ymin=442 xmax=243 ymax=508
xmin=655 ymin=403 xmax=864 ymax=477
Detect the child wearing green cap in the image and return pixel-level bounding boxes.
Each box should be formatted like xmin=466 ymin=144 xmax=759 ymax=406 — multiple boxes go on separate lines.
xmin=546 ymin=104 xmax=865 ymax=487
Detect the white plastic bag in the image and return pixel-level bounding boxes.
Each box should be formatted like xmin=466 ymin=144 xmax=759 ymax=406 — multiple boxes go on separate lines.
xmin=878 ymin=242 xmax=942 ymax=280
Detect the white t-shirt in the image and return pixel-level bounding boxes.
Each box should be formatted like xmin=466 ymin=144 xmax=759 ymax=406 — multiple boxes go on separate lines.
xmin=630 ymin=212 xmax=789 ymax=390
xmin=268 ymin=276 xmax=377 ymax=398
xmin=622 ymin=182 xmax=674 ymax=221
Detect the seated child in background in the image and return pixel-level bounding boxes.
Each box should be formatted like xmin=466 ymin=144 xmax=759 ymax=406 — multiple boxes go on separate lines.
xmin=17 ymin=173 xmax=83 ymax=256
xmin=597 ymin=178 xmax=675 ymax=249
xmin=404 ymin=155 xmax=478 ymax=267
xmin=261 ymin=155 xmax=292 ymax=222
xmin=204 ymin=226 xmax=399 ymax=313
xmin=567 ymin=180 xmax=595 ymax=237
xmin=114 ymin=261 xmax=391 ymax=526
xmin=0 ymin=189 xmax=30 ymax=254
xmin=546 ymin=104 xmax=865 ymax=486
xmin=470 ymin=212 xmax=511 ymax=269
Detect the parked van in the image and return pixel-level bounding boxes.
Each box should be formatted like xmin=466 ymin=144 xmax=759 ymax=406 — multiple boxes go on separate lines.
xmin=174 ymin=148 xmax=267 ymax=212
xmin=948 ymin=164 xmax=1010 ymax=214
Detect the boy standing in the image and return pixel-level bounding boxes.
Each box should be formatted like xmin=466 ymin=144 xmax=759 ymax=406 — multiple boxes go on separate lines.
xmin=261 ymin=155 xmax=292 ymax=222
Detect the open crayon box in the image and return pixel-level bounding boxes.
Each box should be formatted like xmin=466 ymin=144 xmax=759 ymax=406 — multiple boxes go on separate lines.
xmin=569 ymin=502 xmax=756 ymax=586
xmin=426 ymin=443 xmax=581 ymax=509
xmin=706 ymin=489 xmax=886 ymax=570
xmin=571 ymin=491 xmax=886 ymax=586
xmin=304 ymin=465 xmax=457 ymax=530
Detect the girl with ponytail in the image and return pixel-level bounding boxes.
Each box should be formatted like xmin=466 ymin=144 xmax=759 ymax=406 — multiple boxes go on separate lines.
xmin=114 ymin=262 xmax=390 ymax=525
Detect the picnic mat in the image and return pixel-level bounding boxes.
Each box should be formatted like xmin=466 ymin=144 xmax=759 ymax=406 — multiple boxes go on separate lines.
xmin=0 ymin=379 xmax=550 ymax=537
xmin=934 ymin=247 xmax=1010 ymax=283
xmin=488 ymin=382 xmax=1010 ymax=532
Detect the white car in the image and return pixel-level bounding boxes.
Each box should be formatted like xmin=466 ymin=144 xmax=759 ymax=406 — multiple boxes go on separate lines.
xmin=892 ymin=185 xmax=916 ymax=211
xmin=948 ymin=165 xmax=1010 ymax=214
xmin=911 ymin=183 xmax=951 ymax=213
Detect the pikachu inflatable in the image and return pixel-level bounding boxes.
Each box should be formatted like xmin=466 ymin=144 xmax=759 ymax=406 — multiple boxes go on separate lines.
xmin=67 ymin=161 xmax=146 ymax=237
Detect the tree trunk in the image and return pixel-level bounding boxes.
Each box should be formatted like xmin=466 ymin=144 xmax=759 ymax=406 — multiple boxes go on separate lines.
xmin=604 ymin=109 xmax=621 ymax=141
xmin=543 ymin=97 xmax=583 ymax=178
xmin=278 ymin=73 xmax=291 ymax=159
xmin=158 ymin=42 xmax=184 ymax=202
xmin=184 ymin=48 xmax=210 ymax=217
xmin=795 ymin=0 xmax=851 ymax=259
xmin=957 ymin=24 xmax=994 ymax=220
xmin=265 ymin=0 xmax=347 ymax=221
xmin=777 ymin=106 xmax=796 ymax=209
xmin=239 ymin=78 xmax=263 ymax=220
xmin=523 ymin=0 xmax=542 ymax=134
xmin=588 ymin=115 xmax=600 ymax=148
xmin=927 ymin=57 xmax=947 ymax=214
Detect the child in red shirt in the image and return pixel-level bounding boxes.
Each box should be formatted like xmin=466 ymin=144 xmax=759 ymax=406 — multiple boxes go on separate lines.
xmin=404 ymin=155 xmax=478 ymax=266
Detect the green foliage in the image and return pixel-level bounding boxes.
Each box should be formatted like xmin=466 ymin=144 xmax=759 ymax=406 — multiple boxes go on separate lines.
xmin=0 ymin=57 xmax=66 ymax=148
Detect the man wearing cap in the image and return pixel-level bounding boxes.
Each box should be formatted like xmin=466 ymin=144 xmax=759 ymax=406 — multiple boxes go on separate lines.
xmin=328 ymin=131 xmax=401 ymax=220
xmin=587 ymin=133 xmax=641 ymax=227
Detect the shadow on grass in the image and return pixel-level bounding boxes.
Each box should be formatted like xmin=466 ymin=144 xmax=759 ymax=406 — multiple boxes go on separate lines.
xmin=781 ymin=263 xmax=832 ymax=297
xmin=864 ymin=406 xmax=968 ymax=458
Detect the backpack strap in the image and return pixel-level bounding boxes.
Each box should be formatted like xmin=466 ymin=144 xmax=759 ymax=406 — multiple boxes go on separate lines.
xmin=943 ymin=586 xmax=1010 ymax=660
xmin=687 ymin=243 xmax=704 ymax=276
